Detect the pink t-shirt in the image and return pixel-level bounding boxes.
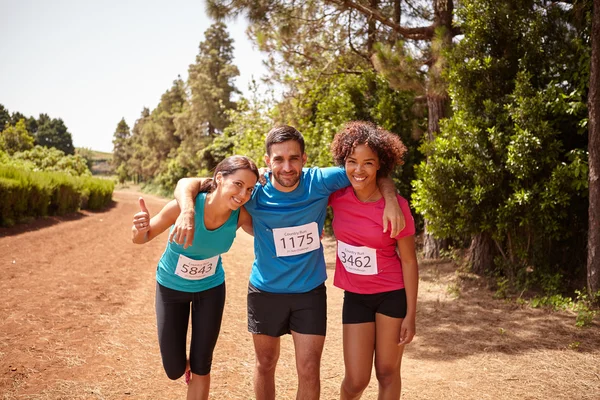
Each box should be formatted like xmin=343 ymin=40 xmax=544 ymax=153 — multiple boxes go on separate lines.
xmin=329 ymin=186 xmax=415 ymax=294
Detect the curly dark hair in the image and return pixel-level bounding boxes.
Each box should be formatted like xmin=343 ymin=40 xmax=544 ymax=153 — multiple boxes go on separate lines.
xmin=330 ymin=121 xmax=407 ymax=177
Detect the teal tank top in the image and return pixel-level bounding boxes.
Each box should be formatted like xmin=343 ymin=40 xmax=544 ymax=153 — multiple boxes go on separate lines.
xmin=156 ymin=192 xmax=239 ymax=292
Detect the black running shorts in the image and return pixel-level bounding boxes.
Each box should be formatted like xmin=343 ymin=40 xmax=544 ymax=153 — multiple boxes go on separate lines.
xmin=342 ymin=288 xmax=407 ymax=324
xmin=247 ymin=282 xmax=327 ymax=337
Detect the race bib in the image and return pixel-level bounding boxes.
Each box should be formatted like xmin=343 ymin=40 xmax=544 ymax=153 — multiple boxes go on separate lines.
xmin=337 ymin=240 xmax=378 ymax=275
xmin=273 ymin=222 xmax=320 ymax=257
xmin=175 ymin=254 xmax=219 ymax=280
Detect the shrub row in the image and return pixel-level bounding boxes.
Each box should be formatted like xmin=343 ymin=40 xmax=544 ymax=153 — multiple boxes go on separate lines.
xmin=0 ymin=166 xmax=114 ymax=226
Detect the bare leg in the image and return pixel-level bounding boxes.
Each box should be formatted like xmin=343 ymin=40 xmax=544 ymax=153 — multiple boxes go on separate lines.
xmin=374 ymin=314 xmax=404 ymax=400
xmin=187 ymin=373 xmax=210 ymax=400
xmin=253 ymin=334 xmax=280 ymax=400
xmin=291 ymin=331 xmax=325 ymax=400
xmin=340 ymin=322 xmax=375 ymax=400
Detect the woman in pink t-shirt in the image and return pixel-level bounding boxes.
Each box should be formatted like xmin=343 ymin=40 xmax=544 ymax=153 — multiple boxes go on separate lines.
xmin=329 ymin=121 xmax=419 ymax=400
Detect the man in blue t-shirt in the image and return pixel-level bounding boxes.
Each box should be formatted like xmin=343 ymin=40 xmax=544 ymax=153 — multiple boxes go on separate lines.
xmin=172 ymin=125 xmax=404 ymax=400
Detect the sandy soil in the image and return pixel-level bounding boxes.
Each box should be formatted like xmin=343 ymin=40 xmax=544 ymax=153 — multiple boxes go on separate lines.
xmin=1 ymin=190 xmax=599 ymax=399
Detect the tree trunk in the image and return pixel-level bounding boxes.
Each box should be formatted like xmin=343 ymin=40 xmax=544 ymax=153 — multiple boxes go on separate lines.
xmin=423 ymin=220 xmax=449 ymax=259
xmin=468 ymin=232 xmax=496 ymax=275
xmin=587 ymin=0 xmax=600 ymax=296
xmin=422 ymin=96 xmax=449 ymax=259
xmin=422 ymin=0 xmax=454 ymax=260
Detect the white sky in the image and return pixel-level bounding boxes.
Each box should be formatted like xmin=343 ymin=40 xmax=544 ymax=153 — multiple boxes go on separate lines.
xmin=0 ymin=0 xmax=267 ymax=152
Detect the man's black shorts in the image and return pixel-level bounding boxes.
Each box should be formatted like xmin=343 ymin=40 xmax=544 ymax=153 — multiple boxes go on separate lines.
xmin=342 ymin=288 xmax=407 ymax=324
xmin=248 ymin=282 xmax=327 ymax=337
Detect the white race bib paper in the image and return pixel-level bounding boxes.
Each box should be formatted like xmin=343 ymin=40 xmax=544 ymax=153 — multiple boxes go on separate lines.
xmin=175 ymin=254 xmax=220 ymax=280
xmin=273 ymin=222 xmax=320 ymax=257
xmin=337 ymin=240 xmax=378 ymax=275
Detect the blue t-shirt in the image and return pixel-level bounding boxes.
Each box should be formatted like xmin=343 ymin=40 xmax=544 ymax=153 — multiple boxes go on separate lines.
xmin=156 ymin=192 xmax=239 ymax=292
xmin=244 ymin=167 xmax=350 ymax=293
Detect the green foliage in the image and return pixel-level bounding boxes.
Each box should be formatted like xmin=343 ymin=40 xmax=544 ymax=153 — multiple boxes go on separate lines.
xmin=0 ymin=104 xmax=10 ymax=130
xmin=35 ymin=117 xmax=75 ymax=155
xmin=74 ymin=147 xmax=95 ymax=171
xmin=188 ymin=22 xmax=239 ymax=136
xmin=529 ymin=289 xmax=599 ymax=328
xmin=112 ymin=118 xmax=131 ymax=181
xmin=0 ymin=165 xmax=113 ymax=226
xmin=413 ymin=0 xmax=590 ymax=287
xmin=0 ymin=119 xmax=34 ymax=155
xmin=12 ymin=145 xmax=91 ymax=176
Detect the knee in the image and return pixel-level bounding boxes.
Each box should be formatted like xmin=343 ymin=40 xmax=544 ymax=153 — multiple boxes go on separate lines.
xmin=164 ymin=364 xmax=185 ymax=381
xmin=342 ymin=375 xmax=370 ymax=396
xmin=375 ymin=364 xmax=400 ymax=387
xmin=296 ymin=358 xmax=320 ymax=381
xmin=255 ymin=352 xmax=279 ymax=374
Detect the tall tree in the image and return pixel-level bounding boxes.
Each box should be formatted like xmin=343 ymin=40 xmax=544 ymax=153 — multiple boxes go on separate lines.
xmin=0 ymin=104 xmax=10 ymax=129
xmin=112 ymin=118 xmax=132 ymax=182
xmin=188 ymin=22 xmax=239 ymax=137
xmin=588 ymin=0 xmax=600 ymax=296
xmin=36 ymin=117 xmax=75 ymax=155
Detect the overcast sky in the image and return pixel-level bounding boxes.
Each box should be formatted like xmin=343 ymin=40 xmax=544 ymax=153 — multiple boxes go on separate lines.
xmin=0 ymin=0 xmax=267 ymax=152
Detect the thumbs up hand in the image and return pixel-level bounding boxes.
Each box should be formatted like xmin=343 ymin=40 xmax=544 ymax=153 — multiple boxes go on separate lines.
xmin=133 ymin=197 xmax=151 ymax=233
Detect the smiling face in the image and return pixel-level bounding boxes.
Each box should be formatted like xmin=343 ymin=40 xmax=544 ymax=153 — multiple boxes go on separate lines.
xmin=345 ymin=144 xmax=380 ymax=193
xmin=264 ymin=140 xmax=307 ymax=192
xmin=216 ymin=168 xmax=258 ymax=210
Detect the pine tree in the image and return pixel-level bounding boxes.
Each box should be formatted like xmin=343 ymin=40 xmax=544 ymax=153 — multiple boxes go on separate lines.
xmin=112 ymin=118 xmax=131 ymax=181
xmin=188 ymin=22 xmax=240 ymax=137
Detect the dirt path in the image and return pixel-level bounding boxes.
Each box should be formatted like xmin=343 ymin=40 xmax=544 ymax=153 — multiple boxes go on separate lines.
xmin=1 ymin=190 xmax=599 ymax=399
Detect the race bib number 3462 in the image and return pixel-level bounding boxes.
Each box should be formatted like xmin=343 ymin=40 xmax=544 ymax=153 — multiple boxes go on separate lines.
xmin=272 ymin=222 xmax=320 ymax=257
xmin=337 ymin=240 xmax=378 ymax=275
xmin=175 ymin=254 xmax=219 ymax=280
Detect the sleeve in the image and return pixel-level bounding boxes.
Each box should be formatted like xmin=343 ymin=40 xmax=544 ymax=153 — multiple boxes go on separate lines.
xmin=395 ymin=195 xmax=416 ymax=239
xmin=316 ymin=166 xmax=351 ymax=196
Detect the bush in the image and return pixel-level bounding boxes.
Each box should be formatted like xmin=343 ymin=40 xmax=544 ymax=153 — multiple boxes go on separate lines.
xmin=0 ymin=165 xmax=114 ymax=226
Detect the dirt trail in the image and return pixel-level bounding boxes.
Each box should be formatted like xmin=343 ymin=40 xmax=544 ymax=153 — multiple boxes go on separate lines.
xmin=1 ymin=190 xmax=599 ymax=399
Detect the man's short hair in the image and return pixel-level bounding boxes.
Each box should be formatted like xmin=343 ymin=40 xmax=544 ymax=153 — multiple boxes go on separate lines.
xmin=265 ymin=125 xmax=305 ymax=155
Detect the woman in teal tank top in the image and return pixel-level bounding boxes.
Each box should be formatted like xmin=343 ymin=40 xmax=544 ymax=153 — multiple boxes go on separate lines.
xmin=131 ymin=156 xmax=258 ymax=400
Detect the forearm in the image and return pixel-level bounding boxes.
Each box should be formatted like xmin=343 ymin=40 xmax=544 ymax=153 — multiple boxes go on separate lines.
xmin=174 ymin=178 xmax=204 ymax=213
xmin=377 ymin=176 xmax=398 ymax=202
xmin=403 ymin=261 xmax=419 ymax=317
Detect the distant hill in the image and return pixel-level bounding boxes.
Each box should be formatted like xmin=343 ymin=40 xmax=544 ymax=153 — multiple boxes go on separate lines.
xmin=76 ymin=148 xmax=113 ymax=176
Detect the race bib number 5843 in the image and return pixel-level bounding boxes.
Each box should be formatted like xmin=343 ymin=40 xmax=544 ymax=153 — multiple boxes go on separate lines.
xmin=272 ymin=222 xmax=320 ymax=257
xmin=175 ymin=254 xmax=219 ymax=280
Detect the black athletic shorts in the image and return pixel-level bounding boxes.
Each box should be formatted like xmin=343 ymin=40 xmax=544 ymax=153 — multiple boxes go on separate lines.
xmin=247 ymin=282 xmax=327 ymax=337
xmin=342 ymin=288 xmax=407 ymax=324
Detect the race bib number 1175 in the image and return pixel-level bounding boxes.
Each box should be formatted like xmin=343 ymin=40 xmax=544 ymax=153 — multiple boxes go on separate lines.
xmin=272 ymin=222 xmax=320 ymax=257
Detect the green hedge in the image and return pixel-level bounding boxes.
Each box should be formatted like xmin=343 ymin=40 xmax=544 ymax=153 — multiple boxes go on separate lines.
xmin=0 ymin=166 xmax=114 ymax=226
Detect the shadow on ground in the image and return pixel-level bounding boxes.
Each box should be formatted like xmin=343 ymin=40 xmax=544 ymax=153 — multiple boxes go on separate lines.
xmin=0 ymin=200 xmax=118 ymax=238
xmin=413 ymin=260 xmax=600 ymax=361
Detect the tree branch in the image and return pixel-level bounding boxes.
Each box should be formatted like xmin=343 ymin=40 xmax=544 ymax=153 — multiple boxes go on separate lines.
xmin=327 ymin=0 xmax=435 ymax=40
